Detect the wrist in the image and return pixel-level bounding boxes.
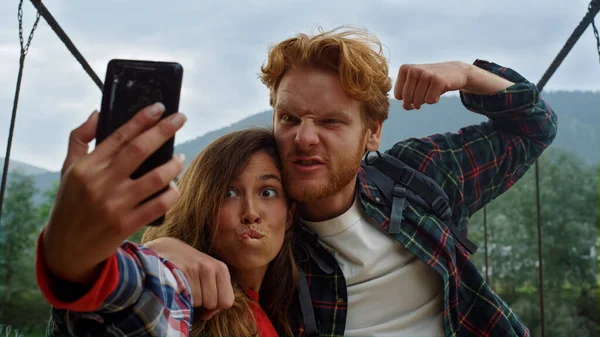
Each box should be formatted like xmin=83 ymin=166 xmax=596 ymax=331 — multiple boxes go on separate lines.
xmin=463 ymin=63 xmax=514 ymax=95
xmin=41 ymin=227 xmax=104 ymax=285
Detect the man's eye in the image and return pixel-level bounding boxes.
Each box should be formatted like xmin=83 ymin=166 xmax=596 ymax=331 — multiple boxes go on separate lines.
xmin=281 ymin=115 xmax=298 ymax=124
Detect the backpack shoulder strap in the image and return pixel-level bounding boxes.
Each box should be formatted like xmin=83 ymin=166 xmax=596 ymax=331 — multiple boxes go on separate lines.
xmin=362 ymin=151 xmax=478 ymax=254
xmin=298 ymin=268 xmax=319 ymax=337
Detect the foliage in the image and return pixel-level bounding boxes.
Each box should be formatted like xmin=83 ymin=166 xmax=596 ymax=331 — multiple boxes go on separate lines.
xmin=469 ymin=148 xmax=599 ymax=337
xmin=0 ymin=172 xmax=50 ymax=335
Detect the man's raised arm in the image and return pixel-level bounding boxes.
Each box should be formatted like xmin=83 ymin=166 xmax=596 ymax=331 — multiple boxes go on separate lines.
xmin=389 ymin=60 xmax=557 ymax=223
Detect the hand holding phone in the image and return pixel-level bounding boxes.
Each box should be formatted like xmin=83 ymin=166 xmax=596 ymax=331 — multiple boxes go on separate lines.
xmin=38 ymin=59 xmax=186 ymax=287
xmin=42 ymin=104 xmax=186 ymax=286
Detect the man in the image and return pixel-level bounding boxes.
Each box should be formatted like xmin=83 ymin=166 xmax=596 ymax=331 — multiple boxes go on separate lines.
xmin=37 ymin=27 xmax=557 ymax=337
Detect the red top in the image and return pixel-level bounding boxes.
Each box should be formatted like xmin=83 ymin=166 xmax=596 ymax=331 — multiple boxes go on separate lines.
xmin=245 ymin=288 xmax=279 ymax=337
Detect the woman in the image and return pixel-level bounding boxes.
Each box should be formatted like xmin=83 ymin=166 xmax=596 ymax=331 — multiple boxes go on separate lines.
xmin=142 ymin=128 xmax=298 ymax=336
xmin=38 ymin=128 xmax=298 ymax=337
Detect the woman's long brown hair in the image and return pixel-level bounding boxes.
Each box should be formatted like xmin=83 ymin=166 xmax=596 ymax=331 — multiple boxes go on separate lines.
xmin=141 ymin=128 xmax=298 ymax=336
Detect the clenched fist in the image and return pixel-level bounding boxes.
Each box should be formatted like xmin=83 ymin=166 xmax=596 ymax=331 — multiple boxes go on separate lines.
xmin=394 ymin=61 xmax=514 ymax=110
xmin=144 ymin=237 xmax=235 ymax=320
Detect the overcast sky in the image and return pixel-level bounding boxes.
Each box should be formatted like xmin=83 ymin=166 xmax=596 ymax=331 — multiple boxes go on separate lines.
xmin=0 ymin=0 xmax=598 ymax=171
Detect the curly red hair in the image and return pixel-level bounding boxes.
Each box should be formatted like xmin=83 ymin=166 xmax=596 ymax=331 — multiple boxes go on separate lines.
xmin=260 ymin=26 xmax=393 ymax=126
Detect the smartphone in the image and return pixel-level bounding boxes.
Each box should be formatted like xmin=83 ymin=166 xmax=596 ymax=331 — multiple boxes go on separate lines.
xmin=97 ymin=59 xmax=184 ymax=226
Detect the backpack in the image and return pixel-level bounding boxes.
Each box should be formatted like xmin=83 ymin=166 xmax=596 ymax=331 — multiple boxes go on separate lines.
xmin=297 ymin=151 xmax=478 ymax=337
xmin=361 ymin=151 xmax=478 ymax=255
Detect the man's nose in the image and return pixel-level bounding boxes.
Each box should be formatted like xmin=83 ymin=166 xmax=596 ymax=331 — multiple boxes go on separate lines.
xmin=294 ymin=121 xmax=320 ymax=151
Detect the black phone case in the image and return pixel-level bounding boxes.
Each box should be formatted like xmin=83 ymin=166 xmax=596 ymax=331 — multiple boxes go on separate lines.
xmin=97 ymin=59 xmax=184 ymax=226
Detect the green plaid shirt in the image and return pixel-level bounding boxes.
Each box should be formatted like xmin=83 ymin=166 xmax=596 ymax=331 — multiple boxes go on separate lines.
xmin=290 ymin=60 xmax=558 ymax=337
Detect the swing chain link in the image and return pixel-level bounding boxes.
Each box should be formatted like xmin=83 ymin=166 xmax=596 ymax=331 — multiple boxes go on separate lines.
xmin=18 ymin=0 xmax=41 ymax=59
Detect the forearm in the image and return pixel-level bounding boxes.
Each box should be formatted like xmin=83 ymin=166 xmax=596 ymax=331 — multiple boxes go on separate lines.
xmin=43 ymin=241 xmax=193 ymax=336
xmin=460 ymin=60 xmax=557 ymax=144
xmin=456 ymin=60 xmax=557 ymax=212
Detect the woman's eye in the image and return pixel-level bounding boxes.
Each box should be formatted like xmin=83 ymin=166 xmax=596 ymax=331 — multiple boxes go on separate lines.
xmin=261 ymin=188 xmax=277 ymax=198
xmin=226 ymin=189 xmax=239 ymax=198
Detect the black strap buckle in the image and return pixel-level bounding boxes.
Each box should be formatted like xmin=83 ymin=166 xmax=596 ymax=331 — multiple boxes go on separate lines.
xmin=393 ymin=185 xmax=407 ymax=198
xmin=397 ymin=169 xmax=414 ymax=185
xmin=432 ymin=196 xmax=451 ymax=219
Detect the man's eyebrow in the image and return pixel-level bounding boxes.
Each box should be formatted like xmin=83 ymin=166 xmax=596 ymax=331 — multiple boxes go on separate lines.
xmin=275 ymin=102 xmax=347 ymax=117
xmin=322 ymin=109 xmax=348 ymax=118
xmin=274 ymin=101 xmax=295 ymax=112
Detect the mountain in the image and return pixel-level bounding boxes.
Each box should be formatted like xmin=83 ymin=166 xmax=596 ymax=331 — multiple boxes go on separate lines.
xmin=0 ymin=158 xmax=55 ymax=205
xmin=0 ymin=157 xmax=52 ymax=177
xmin=175 ymin=90 xmax=599 ymax=166
xmin=2 ymin=90 xmax=598 ymax=205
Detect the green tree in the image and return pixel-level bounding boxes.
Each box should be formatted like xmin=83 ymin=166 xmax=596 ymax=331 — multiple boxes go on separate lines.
xmin=0 ymin=172 xmax=50 ymax=334
xmin=37 ymin=181 xmax=58 ymax=225
xmin=470 ymin=148 xmax=599 ymax=337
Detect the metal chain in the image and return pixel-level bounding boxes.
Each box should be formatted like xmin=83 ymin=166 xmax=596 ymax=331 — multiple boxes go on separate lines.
xmin=591 ymin=1 xmax=600 ymax=63
xmin=18 ymin=0 xmax=41 ymax=58
xmin=0 ymin=0 xmax=40 ymax=222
